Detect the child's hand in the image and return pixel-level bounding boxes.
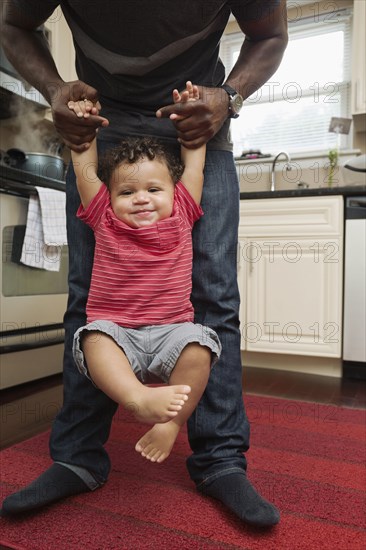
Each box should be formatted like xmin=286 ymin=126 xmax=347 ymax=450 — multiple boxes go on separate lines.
xmin=68 ymin=98 xmax=101 ymax=118
xmin=170 ymin=81 xmax=199 ymax=121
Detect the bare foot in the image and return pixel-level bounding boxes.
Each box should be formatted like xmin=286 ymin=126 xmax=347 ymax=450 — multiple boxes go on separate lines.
xmin=126 ymin=385 xmax=191 ymax=424
xmin=135 ymin=421 xmax=181 ymax=463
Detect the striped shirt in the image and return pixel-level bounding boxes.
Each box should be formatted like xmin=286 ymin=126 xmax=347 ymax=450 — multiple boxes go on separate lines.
xmin=77 ymin=182 xmax=203 ymax=327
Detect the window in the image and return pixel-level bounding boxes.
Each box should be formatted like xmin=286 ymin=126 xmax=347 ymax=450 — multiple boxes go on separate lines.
xmin=220 ymin=8 xmax=352 ymax=157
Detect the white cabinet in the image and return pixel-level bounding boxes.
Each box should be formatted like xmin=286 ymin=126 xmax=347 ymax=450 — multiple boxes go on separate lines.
xmin=43 ymin=12 xmax=77 ymax=122
xmin=238 ymin=196 xmax=344 ymax=357
xmin=46 ymin=10 xmax=77 ymax=83
xmin=351 ymin=0 xmax=366 ymax=115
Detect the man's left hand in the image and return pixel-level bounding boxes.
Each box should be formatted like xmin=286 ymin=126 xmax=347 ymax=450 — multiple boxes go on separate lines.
xmin=156 ymin=86 xmax=229 ymax=149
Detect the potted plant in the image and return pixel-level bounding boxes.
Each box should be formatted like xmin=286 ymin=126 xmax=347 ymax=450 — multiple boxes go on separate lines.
xmin=327 ymin=148 xmax=338 ymax=187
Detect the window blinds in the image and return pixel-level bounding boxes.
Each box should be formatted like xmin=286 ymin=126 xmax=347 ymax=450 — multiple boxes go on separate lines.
xmin=220 ymin=9 xmax=352 ymax=156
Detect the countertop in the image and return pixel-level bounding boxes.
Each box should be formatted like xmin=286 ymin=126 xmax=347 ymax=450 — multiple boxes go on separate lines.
xmin=240 ymin=185 xmax=366 ymax=200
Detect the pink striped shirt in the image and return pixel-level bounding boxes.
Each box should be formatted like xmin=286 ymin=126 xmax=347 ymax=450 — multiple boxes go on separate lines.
xmin=77 ymin=182 xmax=203 ymax=327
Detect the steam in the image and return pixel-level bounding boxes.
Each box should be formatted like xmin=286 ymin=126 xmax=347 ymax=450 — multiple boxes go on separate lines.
xmin=7 ymin=96 xmax=62 ymax=155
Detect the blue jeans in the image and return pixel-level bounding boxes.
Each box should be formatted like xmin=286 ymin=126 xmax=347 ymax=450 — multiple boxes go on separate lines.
xmin=50 ymin=141 xmax=249 ymax=487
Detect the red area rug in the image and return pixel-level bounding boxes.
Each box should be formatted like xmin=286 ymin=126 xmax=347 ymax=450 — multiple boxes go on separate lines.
xmin=1 ymin=394 xmax=365 ymax=550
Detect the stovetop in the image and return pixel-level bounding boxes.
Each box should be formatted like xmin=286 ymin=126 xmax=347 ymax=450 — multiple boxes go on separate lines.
xmin=0 ymin=160 xmax=66 ymax=195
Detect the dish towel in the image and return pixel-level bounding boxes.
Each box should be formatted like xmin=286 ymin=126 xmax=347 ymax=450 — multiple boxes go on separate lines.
xmin=21 ymin=186 xmax=67 ymax=272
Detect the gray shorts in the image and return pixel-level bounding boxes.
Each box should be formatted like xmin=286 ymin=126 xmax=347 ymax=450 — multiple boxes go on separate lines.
xmin=73 ymin=320 xmax=221 ymax=384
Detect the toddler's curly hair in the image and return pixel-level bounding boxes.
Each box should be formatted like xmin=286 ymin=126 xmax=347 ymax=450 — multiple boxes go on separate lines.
xmin=98 ymin=137 xmax=184 ymax=189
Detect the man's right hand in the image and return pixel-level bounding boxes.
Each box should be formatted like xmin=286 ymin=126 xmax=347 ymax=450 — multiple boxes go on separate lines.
xmin=48 ymin=80 xmax=109 ymax=152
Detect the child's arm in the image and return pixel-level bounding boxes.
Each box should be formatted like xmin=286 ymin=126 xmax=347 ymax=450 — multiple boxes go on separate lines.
xmin=180 ymin=142 xmax=206 ymax=206
xmin=68 ymin=100 xmax=103 ymax=208
xmin=170 ymin=83 xmax=206 ymax=205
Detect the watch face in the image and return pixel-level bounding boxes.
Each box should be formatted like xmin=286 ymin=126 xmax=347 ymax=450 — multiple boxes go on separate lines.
xmin=230 ymin=93 xmax=243 ymax=116
xmin=232 ymin=94 xmax=243 ymax=113
xmin=222 ymin=85 xmax=243 ymax=118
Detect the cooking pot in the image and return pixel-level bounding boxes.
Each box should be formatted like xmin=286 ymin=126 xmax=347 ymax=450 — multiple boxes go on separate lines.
xmin=6 ymin=148 xmax=66 ymax=181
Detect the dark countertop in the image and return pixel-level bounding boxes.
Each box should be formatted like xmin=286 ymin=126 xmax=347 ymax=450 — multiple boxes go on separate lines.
xmin=240 ymin=185 xmax=366 ymax=200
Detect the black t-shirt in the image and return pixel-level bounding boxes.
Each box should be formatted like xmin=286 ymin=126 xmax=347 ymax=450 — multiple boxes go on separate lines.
xmin=14 ymin=0 xmax=279 ymax=149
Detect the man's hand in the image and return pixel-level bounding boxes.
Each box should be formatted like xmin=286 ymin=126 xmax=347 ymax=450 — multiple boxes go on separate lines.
xmin=156 ymin=86 xmax=229 ymax=149
xmin=48 ymin=80 xmax=109 ymax=152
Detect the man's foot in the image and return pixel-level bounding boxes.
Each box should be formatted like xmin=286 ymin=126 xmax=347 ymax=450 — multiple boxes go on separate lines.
xmin=1 ymin=463 xmax=90 ymax=516
xmin=198 ymin=472 xmax=280 ymax=528
xmin=135 ymin=421 xmax=181 ymax=463
xmin=127 ymin=385 xmax=191 ymax=424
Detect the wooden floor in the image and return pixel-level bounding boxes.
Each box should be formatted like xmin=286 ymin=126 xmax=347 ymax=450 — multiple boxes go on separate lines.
xmin=1 ymin=367 xmax=365 ymax=451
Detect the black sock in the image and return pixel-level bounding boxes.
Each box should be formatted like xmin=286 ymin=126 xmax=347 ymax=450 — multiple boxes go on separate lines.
xmin=198 ymin=472 xmax=280 ymax=527
xmin=1 ymin=463 xmax=90 ymax=515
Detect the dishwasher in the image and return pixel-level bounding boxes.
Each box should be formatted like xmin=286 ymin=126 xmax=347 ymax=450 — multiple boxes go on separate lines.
xmin=343 ymin=196 xmax=366 ymax=379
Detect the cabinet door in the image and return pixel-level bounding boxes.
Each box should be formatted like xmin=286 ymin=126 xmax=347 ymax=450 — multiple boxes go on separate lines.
xmin=351 ymin=0 xmax=366 ymax=114
xmin=46 ymin=13 xmax=77 ymax=83
xmin=245 ymin=238 xmax=342 ymax=357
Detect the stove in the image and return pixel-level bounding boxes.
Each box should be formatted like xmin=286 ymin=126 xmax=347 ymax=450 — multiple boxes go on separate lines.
xmin=0 ymin=155 xmax=67 ymax=389
xmin=0 ymin=158 xmax=66 ymax=197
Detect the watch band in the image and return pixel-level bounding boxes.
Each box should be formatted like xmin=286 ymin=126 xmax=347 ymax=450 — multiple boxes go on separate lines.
xmin=221 ymin=84 xmax=243 ymax=119
xmin=221 ymin=84 xmax=238 ymax=98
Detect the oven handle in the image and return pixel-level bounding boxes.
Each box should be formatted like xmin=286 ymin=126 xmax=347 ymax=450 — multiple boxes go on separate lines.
xmin=0 ymin=177 xmax=66 ymax=198
xmin=0 ymin=337 xmax=65 ymax=354
xmin=0 ymin=322 xmax=65 ymax=354
xmin=0 ymin=322 xmax=64 ymax=338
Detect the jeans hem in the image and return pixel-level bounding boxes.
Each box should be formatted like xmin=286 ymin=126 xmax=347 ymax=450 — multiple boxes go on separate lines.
xmin=196 ymin=467 xmax=246 ymax=490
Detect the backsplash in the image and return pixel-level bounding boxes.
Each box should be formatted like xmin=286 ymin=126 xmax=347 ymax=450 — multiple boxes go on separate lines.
xmin=236 ymin=150 xmax=364 ymax=193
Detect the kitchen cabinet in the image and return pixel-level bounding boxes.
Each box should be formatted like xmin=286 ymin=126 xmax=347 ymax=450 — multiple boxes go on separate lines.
xmin=42 ymin=12 xmax=77 ymax=123
xmin=351 ymin=0 xmax=366 ymax=115
xmin=238 ymin=196 xmax=344 ymax=357
xmin=45 ymin=11 xmax=77 ymax=83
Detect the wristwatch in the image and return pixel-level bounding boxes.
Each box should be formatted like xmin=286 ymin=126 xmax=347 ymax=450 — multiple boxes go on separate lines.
xmin=221 ymin=84 xmax=243 ymax=119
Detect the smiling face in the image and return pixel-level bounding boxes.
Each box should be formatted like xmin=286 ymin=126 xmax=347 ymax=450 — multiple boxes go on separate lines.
xmin=109 ymin=158 xmax=175 ymax=228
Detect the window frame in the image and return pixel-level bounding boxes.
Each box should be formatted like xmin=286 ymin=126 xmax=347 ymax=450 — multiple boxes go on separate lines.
xmin=220 ymin=7 xmax=353 ymax=156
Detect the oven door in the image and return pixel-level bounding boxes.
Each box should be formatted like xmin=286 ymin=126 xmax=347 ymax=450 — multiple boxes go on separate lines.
xmin=0 ymin=188 xmax=68 ymax=388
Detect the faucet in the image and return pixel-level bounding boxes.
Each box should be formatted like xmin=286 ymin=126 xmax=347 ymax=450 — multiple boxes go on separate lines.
xmin=270 ymin=151 xmax=291 ymax=192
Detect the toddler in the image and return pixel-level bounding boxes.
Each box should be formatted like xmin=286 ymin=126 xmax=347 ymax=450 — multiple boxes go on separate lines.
xmin=68 ymin=83 xmax=221 ymax=463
